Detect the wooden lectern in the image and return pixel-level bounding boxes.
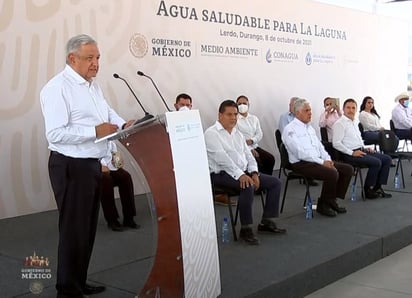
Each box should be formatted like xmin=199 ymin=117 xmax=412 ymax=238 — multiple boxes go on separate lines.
xmin=111 ymin=116 xmax=184 ymax=297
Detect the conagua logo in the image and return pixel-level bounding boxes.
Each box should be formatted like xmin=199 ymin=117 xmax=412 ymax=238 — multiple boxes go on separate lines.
xmin=265 ymin=49 xmax=299 ymax=63
xmin=305 ymin=52 xmax=312 ymax=65
xmin=266 ymin=49 xmax=272 ymax=63
xmin=129 ymin=33 xmax=148 ymax=58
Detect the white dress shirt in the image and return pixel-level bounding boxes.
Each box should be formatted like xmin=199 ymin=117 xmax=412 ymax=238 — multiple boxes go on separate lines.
xmin=40 ymin=65 xmax=125 ymax=159
xmin=332 ymin=115 xmax=364 ymax=155
xmin=236 ymin=113 xmax=263 ymax=150
xmin=359 ymin=111 xmax=382 ymax=131
xmin=391 ymin=104 xmax=412 ymax=129
xmin=282 ymin=118 xmax=331 ymax=164
xmin=204 ymin=121 xmax=258 ymax=180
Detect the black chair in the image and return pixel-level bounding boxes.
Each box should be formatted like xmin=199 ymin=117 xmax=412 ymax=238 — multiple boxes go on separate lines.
xmin=275 ymin=129 xmax=284 ymax=178
xmin=212 ymin=185 xmax=265 ymax=241
xmin=320 ymin=126 xmax=328 ymax=143
xmin=358 ymin=122 xmax=378 ymax=150
xmin=390 ymin=119 xmax=410 ymax=152
xmin=320 ymin=127 xmax=338 ymax=160
xmin=379 ymin=130 xmax=412 ymax=189
xmin=278 ymin=143 xmax=311 ymax=213
xmin=320 ymin=127 xmax=366 ymax=200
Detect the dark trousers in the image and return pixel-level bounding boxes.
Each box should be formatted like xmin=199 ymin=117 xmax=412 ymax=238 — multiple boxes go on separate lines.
xmin=341 ymin=152 xmax=392 ymax=189
xmin=48 ymin=152 xmax=101 ymax=295
xmin=394 ymin=128 xmax=411 ymax=140
xmin=211 ymin=171 xmax=281 ymax=225
xmin=255 ymin=147 xmax=276 ymax=175
xmin=101 ymin=168 xmax=136 ymax=223
xmin=364 ymin=131 xmax=399 ymax=147
xmin=291 ymin=161 xmax=353 ymax=205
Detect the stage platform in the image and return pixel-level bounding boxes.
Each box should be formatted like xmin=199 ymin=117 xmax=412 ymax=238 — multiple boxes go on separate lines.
xmin=1 ymin=162 xmax=412 ymax=298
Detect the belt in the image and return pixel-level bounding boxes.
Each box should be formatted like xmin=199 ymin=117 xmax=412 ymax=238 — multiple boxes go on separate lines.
xmin=50 ymin=151 xmax=99 ymax=161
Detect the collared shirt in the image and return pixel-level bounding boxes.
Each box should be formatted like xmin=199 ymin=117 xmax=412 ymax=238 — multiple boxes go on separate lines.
xmin=278 ymin=112 xmax=295 ymax=134
xmin=391 ymin=104 xmax=412 ymax=129
xmin=236 ymin=113 xmax=262 ymax=150
xmin=318 ymin=110 xmax=341 ymax=142
xmin=332 ymin=115 xmax=364 ymax=155
xmin=204 ymin=121 xmax=258 ymax=180
xmin=40 ymin=65 xmax=125 ymax=158
xmin=282 ymin=118 xmax=331 ymax=165
xmin=359 ymin=111 xmax=382 ymax=131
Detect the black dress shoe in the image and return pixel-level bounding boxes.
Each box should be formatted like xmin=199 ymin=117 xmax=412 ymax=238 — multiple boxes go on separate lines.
xmin=375 ymin=188 xmax=392 ymax=198
xmin=123 ymin=218 xmax=140 ymax=229
xmin=316 ymin=205 xmax=336 ymax=217
xmin=329 ymin=202 xmax=347 ymax=214
xmin=83 ymin=284 xmax=106 ymax=295
xmin=239 ymin=227 xmax=260 ymax=245
xmin=365 ymin=189 xmax=379 ymax=199
xmin=108 ymin=220 xmax=123 ymax=231
xmin=258 ymin=221 xmax=287 ymax=234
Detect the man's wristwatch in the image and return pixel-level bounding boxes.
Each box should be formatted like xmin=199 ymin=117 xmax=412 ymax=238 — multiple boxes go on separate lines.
xmin=251 ymin=171 xmax=260 ymax=177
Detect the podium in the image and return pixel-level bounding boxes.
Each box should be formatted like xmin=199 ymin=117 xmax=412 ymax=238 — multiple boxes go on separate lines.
xmin=103 ymin=112 xmax=220 ymax=298
xmin=107 ymin=116 xmax=184 ymax=297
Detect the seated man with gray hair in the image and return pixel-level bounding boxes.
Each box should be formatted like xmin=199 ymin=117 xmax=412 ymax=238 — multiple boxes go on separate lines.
xmin=282 ymin=98 xmax=353 ymax=217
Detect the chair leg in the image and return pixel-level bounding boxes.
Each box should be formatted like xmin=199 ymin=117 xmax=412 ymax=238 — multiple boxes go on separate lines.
xmin=260 ymin=191 xmax=265 ymax=209
xmin=226 ymin=195 xmax=238 ymax=241
xmin=234 ymin=202 xmax=239 ymax=226
xmin=358 ymin=169 xmax=365 ymax=200
xmin=399 ymin=159 xmax=405 ymax=189
xmin=280 ymin=178 xmax=290 ymax=213
xmin=303 ymin=181 xmax=312 ymax=215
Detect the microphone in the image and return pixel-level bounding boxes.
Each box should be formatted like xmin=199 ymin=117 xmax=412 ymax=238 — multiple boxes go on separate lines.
xmin=113 ymin=73 xmax=154 ymax=125
xmin=137 ymin=71 xmax=172 ymax=112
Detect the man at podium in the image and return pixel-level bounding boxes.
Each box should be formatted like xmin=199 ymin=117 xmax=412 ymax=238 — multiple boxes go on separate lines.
xmin=205 ymin=100 xmax=286 ymax=245
xmin=40 ymin=34 xmax=134 ymax=297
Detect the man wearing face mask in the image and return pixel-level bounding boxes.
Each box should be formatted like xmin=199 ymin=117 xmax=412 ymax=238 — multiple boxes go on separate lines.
xmin=236 ymin=95 xmax=275 ymax=175
xmin=174 ymin=93 xmax=192 ymax=111
xmin=391 ymin=92 xmax=412 ymax=140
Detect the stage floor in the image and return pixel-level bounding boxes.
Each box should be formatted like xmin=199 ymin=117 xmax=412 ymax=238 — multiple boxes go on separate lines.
xmin=1 ymin=163 xmax=412 ymax=298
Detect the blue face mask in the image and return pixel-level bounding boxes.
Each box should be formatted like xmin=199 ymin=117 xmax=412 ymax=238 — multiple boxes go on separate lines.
xmin=403 ymin=100 xmax=410 ymax=108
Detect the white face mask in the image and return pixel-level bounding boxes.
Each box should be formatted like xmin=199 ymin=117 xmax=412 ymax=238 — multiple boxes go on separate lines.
xmin=238 ymin=104 xmax=249 ymax=114
xmin=403 ymin=100 xmax=410 ymax=108
xmin=178 ymin=106 xmax=190 ymax=111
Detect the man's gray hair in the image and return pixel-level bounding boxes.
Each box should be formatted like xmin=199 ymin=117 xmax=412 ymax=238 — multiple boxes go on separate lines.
xmin=65 ymin=34 xmax=97 ymax=63
xmin=290 ymin=96 xmax=300 ymax=104
xmin=293 ymin=98 xmax=310 ymax=114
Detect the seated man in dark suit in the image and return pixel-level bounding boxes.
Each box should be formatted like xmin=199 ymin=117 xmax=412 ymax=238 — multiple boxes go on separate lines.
xmin=205 ymin=100 xmax=285 ymax=245
xmin=100 ymin=141 xmax=139 ymax=231
xmin=332 ymin=98 xmax=392 ymax=199
xmin=282 ymin=98 xmax=353 ymax=217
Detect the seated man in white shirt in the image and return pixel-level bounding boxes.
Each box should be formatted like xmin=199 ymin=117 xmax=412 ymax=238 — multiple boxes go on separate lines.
xmin=236 ymin=95 xmax=275 ymax=175
xmin=332 ymin=98 xmax=392 ymax=199
xmin=205 ymin=100 xmax=286 ymax=245
xmin=391 ymin=92 xmax=412 ymax=140
xmin=277 ymin=96 xmax=319 ymax=186
xmin=282 ymin=99 xmax=353 ymax=217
